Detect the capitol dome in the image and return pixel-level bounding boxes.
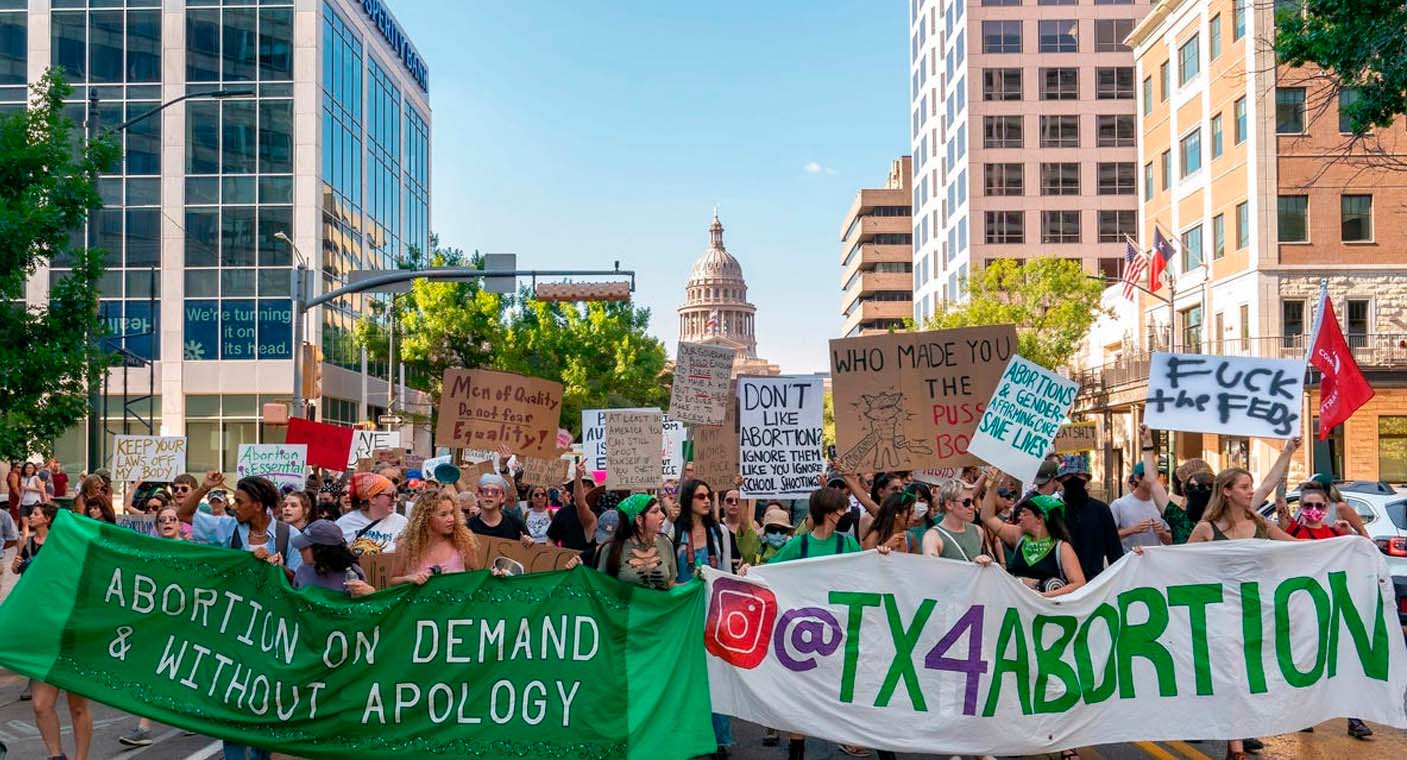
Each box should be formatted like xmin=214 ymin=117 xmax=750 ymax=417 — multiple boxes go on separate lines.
xmin=678 ymin=211 xmax=758 ymax=359
xmin=689 ymin=215 xmax=745 ymax=282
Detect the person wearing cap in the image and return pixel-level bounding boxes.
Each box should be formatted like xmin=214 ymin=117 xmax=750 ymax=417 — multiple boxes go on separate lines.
xmin=468 ymin=472 xmax=533 ymax=545
xmin=1053 ymin=454 xmax=1125 ymax=580
xmin=290 ymin=519 xmax=374 ymax=596
xmin=336 ymin=472 xmax=409 ymax=556
xmin=1109 ymin=426 xmax=1173 ymax=553
xmin=596 ymin=494 xmax=675 ymax=590
xmin=1029 ymin=459 xmax=1061 ymax=498
xmin=178 ymin=472 xmax=303 ymax=574
xmin=205 ymin=488 xmax=230 ymax=517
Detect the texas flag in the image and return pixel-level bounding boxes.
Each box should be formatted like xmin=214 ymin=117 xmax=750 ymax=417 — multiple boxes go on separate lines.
xmin=1308 ymin=284 xmax=1375 ymax=438
xmin=1148 ymin=228 xmax=1176 ymax=292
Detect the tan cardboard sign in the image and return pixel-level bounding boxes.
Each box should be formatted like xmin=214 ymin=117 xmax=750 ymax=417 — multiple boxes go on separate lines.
xmin=1054 ymin=420 xmax=1101 ymax=453
xmin=361 ymin=541 xmax=578 ymax=590
xmin=456 ymin=460 xmax=497 ymax=490
xmin=669 ymin=342 xmax=736 ymax=425
xmin=829 ymin=324 xmax=1018 ymax=472
xmin=690 ymin=384 xmax=739 ymax=489
xmin=521 ymin=453 xmax=569 ymax=487
xmin=435 ymin=368 xmax=564 ymax=457
xmin=605 ymin=409 xmax=663 ymax=490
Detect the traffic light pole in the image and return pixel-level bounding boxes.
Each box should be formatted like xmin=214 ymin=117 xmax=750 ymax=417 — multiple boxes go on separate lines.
xmin=287 ymin=264 xmax=636 ymax=419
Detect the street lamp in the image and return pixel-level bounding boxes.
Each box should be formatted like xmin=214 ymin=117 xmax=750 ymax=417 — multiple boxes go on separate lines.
xmin=84 ymin=87 xmax=256 ymax=472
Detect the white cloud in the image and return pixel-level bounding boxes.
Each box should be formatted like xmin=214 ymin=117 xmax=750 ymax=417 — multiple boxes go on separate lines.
xmin=803 ymin=161 xmax=836 ymax=175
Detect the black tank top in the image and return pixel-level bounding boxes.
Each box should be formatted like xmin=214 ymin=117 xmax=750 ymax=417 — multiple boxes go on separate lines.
xmin=1008 ymin=537 xmax=1064 ymax=585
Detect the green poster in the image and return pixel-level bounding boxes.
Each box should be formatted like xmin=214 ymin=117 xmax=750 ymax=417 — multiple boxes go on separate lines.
xmin=0 ymin=512 xmax=716 ymax=759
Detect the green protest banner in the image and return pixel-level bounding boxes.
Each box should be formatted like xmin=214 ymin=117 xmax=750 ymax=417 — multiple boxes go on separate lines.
xmin=0 ymin=512 xmax=716 ymax=760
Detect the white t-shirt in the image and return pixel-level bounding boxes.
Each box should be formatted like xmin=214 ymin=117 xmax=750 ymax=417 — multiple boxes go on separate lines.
xmin=19 ymin=476 xmax=41 ymax=506
xmin=1109 ymin=493 xmax=1168 ymax=551
xmin=524 ymin=507 xmax=554 ymax=544
xmin=336 ymin=510 xmax=409 ymax=556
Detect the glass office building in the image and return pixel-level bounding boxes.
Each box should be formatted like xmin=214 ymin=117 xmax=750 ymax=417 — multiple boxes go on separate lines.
xmin=8 ymin=0 xmax=432 ymax=473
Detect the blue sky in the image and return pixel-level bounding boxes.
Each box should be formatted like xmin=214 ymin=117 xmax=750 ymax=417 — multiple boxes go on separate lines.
xmin=390 ymin=1 xmax=908 ymax=373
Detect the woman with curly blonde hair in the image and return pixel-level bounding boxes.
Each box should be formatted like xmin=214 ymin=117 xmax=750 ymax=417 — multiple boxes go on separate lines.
xmin=391 ymin=491 xmax=483 ymax=586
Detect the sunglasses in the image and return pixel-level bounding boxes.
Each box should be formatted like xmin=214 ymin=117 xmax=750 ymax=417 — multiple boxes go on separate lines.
xmin=1300 ymin=500 xmax=1328 ymax=508
xmin=997 ymin=488 xmax=1015 ymax=499
xmin=156 ymin=516 xmax=179 ymax=524
xmin=956 ymin=498 xmax=974 ymax=507
xmin=724 ymin=497 xmax=738 ymax=504
xmin=478 ymin=488 xmax=503 ymax=496
xmin=172 ymin=485 xmax=191 ymax=493
xmin=693 ymin=492 xmax=711 ymax=500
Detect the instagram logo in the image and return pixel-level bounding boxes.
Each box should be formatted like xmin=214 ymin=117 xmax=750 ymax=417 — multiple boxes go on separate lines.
xmin=705 ymin=577 xmax=778 ymax=669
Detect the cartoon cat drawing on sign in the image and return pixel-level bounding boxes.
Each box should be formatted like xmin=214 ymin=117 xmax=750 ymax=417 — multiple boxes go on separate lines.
xmin=838 ymin=389 xmax=933 ymax=471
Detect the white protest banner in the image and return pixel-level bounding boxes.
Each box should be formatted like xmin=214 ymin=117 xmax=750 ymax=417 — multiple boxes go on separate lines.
xmin=347 ymin=430 xmax=400 ymax=468
xmin=662 ymin=417 xmax=687 ymax=481
xmin=236 ymin=444 xmax=308 ymax=491
xmin=605 ymin=409 xmax=663 ymax=490
xmin=110 ymin=436 xmax=187 ymax=482
xmin=967 ymin=355 xmax=1079 ymax=483
xmin=738 ymin=376 xmax=824 ymax=499
xmin=1145 ymin=352 xmax=1305 ymax=439
xmin=703 ymin=538 xmax=1407 ymax=755
xmin=581 ymin=407 xmax=651 ymax=473
xmin=117 ymin=513 xmax=156 ymax=537
xmin=670 ymin=341 xmax=736 ymax=425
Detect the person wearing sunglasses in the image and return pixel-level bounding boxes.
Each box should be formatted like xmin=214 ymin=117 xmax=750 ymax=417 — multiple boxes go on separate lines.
xmin=672 ymin=478 xmax=734 ymax=581
xmin=922 ymin=478 xmax=992 ymax=565
xmin=720 ymin=482 xmax=761 ymax=568
xmin=523 ymin=485 xmax=555 ymax=544
xmin=467 ymin=472 xmax=533 ymax=547
xmin=335 ymin=472 xmax=409 ymax=557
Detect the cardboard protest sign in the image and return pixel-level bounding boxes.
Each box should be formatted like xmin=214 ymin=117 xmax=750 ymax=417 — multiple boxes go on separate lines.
xmin=605 ymin=409 xmax=663 ymax=490
xmin=702 ymin=540 xmax=1407 ymax=754
xmin=455 ymin=460 xmax=497 ymax=490
xmin=521 ymin=454 xmax=570 ymax=487
xmin=1054 ymin=420 xmax=1100 ymax=453
xmin=347 ymin=430 xmax=400 ymax=468
xmin=372 ymin=447 xmax=405 ymax=469
xmin=911 ymin=468 xmax=961 ymax=485
xmin=1144 ymin=352 xmax=1305 ymax=439
xmin=285 ymin=417 xmax=355 ymax=470
xmin=110 ymin=436 xmax=188 ymax=482
xmin=690 ymin=388 xmax=739 ymax=489
xmin=475 ymin=537 xmax=580 ymax=576
xmin=829 ymin=325 xmax=1017 ymax=472
xmin=436 ymin=368 xmax=564 ymax=457
xmin=661 ymin=417 xmax=687 ymax=481
xmin=967 ymin=355 xmax=1079 ymax=483
xmin=738 ymin=376 xmax=824 ymax=499
xmin=669 ymin=341 xmax=736 ymax=424
xmin=235 ymin=444 xmax=308 ymax=492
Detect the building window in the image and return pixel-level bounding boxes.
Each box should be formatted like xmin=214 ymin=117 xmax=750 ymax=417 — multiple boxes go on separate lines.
xmin=983 ymin=115 xmax=1023 ymax=148
xmin=1278 ymin=195 xmax=1309 ymax=242
xmin=1160 ymin=150 xmax=1171 ymax=190
xmin=1038 ymin=20 xmax=1078 ymax=53
xmin=984 ymin=163 xmax=1023 ymax=196
xmin=1159 ymin=60 xmax=1169 ymax=101
xmin=1210 ymin=113 xmax=1224 ymax=158
xmin=1222 ymin=436 xmax=1249 ymax=470
xmin=1338 ymin=88 xmax=1362 ymax=134
xmin=0 ymin=8 xmax=24 ymax=86
xmin=1039 ymin=115 xmax=1080 ymax=147
xmin=982 ymin=68 xmax=1022 ymax=100
xmin=984 ymin=211 xmax=1025 ymax=243
xmin=1234 ymin=96 xmax=1247 ymax=143
xmin=1094 ymin=19 xmax=1133 ymax=52
xmin=1096 ymin=67 xmax=1134 ymax=99
xmin=1143 ymin=162 xmax=1154 ymax=200
xmin=1099 ymin=257 xmax=1121 ymax=280
xmin=1181 ymin=305 xmax=1203 ymax=353
xmin=1142 ymin=76 xmax=1152 ymax=115
xmin=1178 ymin=34 xmax=1200 ymax=85
xmin=1239 ymin=303 xmax=1249 ymax=348
xmin=1233 ymin=0 xmax=1247 ymax=40
xmin=1209 ymin=14 xmax=1222 ymax=60
xmin=1040 ymin=68 xmax=1079 ymax=100
xmin=1341 ymin=194 xmax=1373 ymax=242
xmin=1347 ymin=299 xmax=1370 ymax=346
xmin=1098 ymin=210 xmax=1136 ymax=242
xmin=1180 ymin=128 xmax=1202 ymax=176
xmin=1212 ymin=214 xmax=1226 ymax=259
xmin=1096 ymin=115 xmax=1136 ymax=147
xmin=982 ymin=20 xmax=1022 ymax=53
xmin=1236 ymin=201 xmax=1250 ymax=248
xmin=1041 ymin=210 xmax=1081 ymax=243
xmin=1097 ymin=162 xmax=1135 ymax=195
xmin=1276 ymin=87 xmax=1306 ymax=133
xmin=1214 ymin=311 xmax=1226 ymax=354
xmin=1283 ymin=300 xmax=1305 ymax=343
xmin=1380 ymin=418 xmax=1407 ymax=482
xmin=1040 ymin=163 xmax=1080 ymax=195
xmin=1182 ymin=225 xmax=1203 ymax=270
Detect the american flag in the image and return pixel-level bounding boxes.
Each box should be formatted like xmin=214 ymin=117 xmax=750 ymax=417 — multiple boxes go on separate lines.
xmin=1120 ymin=237 xmax=1148 ymax=301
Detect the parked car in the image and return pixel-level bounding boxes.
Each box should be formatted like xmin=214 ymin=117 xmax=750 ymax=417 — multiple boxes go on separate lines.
xmin=1258 ymin=490 xmax=1407 ymax=624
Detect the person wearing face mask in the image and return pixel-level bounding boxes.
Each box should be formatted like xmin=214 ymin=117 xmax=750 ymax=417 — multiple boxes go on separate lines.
xmin=902 ymin=482 xmax=933 ymax=550
xmin=1165 ymin=459 xmax=1214 ymax=545
xmin=758 ymin=505 xmax=795 ymax=562
xmin=922 ymin=477 xmax=993 ymax=565
xmin=1055 ymin=454 xmax=1126 ymax=580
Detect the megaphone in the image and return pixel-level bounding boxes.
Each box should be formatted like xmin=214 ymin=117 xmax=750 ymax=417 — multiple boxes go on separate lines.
xmin=424 ymin=455 xmax=460 ymax=484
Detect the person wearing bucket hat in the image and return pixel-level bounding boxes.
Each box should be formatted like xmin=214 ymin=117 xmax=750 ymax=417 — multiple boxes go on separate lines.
xmin=596 ymin=493 xmax=675 ymax=590
xmin=290 ymin=519 xmax=374 ymax=597
xmin=1053 ymin=454 xmax=1124 ymax=581
xmin=981 ymin=490 xmax=1086 ymax=599
xmin=758 ymin=504 xmax=795 ymax=563
xmin=336 ymin=472 xmax=409 ymax=557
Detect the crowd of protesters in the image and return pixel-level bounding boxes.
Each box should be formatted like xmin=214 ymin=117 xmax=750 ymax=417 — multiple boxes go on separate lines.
xmin=0 ymin=423 xmax=1381 ymax=760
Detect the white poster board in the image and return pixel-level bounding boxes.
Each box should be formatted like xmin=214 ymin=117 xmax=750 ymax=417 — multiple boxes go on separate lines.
xmin=1144 ymin=352 xmax=1305 ymax=439
xmin=967 ymin=355 xmax=1079 ymax=483
xmin=738 ymin=376 xmax=825 ymax=499
xmin=236 ymin=444 xmax=308 ymax=491
xmin=670 ymin=341 xmax=736 ymax=425
xmin=604 ymin=409 xmax=664 ymax=491
xmin=661 ymin=417 xmax=687 ymax=481
xmin=110 ymin=436 xmax=188 ymax=482
xmin=347 ymin=430 xmax=401 ymax=467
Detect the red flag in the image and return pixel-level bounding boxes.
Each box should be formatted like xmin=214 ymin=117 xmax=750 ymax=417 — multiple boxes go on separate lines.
xmin=1309 ymin=295 xmax=1374 ymax=438
xmin=285 ymin=417 xmax=355 ymax=470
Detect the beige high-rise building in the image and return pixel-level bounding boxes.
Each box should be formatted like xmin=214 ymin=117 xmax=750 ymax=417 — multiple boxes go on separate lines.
xmin=839 ymin=156 xmax=913 ymax=337
xmin=1073 ymin=0 xmax=1407 ymax=490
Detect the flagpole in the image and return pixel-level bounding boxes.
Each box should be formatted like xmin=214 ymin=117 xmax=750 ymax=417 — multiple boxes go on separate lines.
xmin=1304 ymin=278 xmax=1329 ymax=363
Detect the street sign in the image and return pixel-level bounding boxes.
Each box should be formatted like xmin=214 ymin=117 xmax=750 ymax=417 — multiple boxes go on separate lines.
xmin=483 ymin=253 xmax=517 ymax=294
xmin=377 ymin=414 xmax=404 ymax=428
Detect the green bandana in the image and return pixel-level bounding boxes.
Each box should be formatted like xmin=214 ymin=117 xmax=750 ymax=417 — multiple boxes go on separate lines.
xmin=1029 ymin=495 xmax=1066 ymax=520
xmin=617 ymin=493 xmax=655 ymax=520
xmin=1020 ymin=535 xmax=1057 ymax=567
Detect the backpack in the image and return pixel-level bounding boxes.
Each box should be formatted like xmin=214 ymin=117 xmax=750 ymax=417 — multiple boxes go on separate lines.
xmin=799 ymin=532 xmax=844 ymax=559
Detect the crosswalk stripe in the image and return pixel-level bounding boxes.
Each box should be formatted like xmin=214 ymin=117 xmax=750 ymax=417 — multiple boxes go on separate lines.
xmin=181 ymin=740 xmax=223 ymax=760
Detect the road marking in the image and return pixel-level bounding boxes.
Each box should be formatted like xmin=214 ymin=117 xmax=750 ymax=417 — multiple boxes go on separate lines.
xmin=124 ymin=727 xmax=184 ymax=758
xmin=1167 ymin=740 xmax=1214 ymax=760
xmin=182 ymin=740 xmax=223 ymax=760
xmin=1135 ymin=741 xmax=1182 ymax=760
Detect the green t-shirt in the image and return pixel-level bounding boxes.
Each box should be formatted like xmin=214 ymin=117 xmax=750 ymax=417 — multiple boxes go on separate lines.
xmin=767 ymin=531 xmax=862 ymax=564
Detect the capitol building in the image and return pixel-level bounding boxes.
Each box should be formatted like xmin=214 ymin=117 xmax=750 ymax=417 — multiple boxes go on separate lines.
xmin=677 ymin=212 xmax=779 ymax=377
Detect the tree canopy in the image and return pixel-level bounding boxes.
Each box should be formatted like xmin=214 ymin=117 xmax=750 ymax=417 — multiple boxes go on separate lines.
xmin=1275 ymin=1 xmax=1407 ymax=135
xmin=0 ymin=71 xmax=118 ymax=460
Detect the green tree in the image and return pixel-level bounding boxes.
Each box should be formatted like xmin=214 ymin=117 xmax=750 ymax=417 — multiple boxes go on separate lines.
xmin=0 ymin=71 xmax=118 ymax=460
xmin=923 ymin=258 xmax=1107 ymax=370
xmin=1275 ymin=1 xmax=1407 ymax=136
